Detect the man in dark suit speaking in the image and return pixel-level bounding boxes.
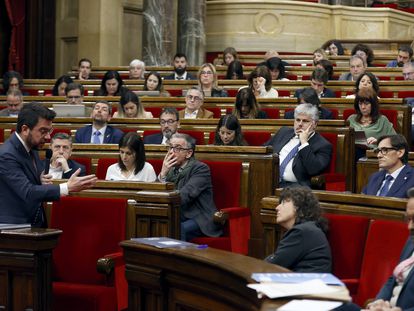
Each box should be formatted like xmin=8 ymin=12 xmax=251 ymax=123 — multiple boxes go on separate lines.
xmin=265 ymin=103 xmax=332 ymax=187
xmin=0 ymin=103 xmax=97 ymax=227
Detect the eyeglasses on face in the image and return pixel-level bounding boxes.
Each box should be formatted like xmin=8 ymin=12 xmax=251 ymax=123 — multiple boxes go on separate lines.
xmin=38 ymin=127 xmax=54 ymax=136
xmin=167 ymin=145 xmax=190 ymax=153
xmin=200 ymin=71 xmax=213 ymax=75
xmin=160 ymin=119 xmax=177 ymax=126
xmin=373 ymin=147 xmax=398 ymax=155
xmin=67 ymin=96 xmax=81 ymax=99
xmin=186 ymin=95 xmax=202 ymax=102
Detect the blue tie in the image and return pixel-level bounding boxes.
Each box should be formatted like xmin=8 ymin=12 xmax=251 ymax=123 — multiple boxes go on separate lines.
xmin=93 ymin=131 xmax=101 ymax=144
xmin=378 ymin=175 xmax=394 ymax=196
xmin=279 ymin=143 xmax=300 ymax=180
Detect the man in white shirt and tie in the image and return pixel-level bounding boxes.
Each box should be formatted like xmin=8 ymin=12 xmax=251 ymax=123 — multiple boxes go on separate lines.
xmin=164 ymin=53 xmax=196 ymax=80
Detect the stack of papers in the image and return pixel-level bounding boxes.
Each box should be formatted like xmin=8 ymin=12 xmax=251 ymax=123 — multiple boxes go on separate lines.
xmin=251 ymin=273 xmax=344 ymax=286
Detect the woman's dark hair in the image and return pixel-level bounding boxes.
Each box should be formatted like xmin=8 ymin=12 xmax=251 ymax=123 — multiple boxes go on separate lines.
xmin=3 ymin=71 xmax=24 ymax=94
xmin=214 ymin=114 xmax=246 ymax=146
xmin=324 ymin=40 xmax=344 ymax=56
xmin=315 ymin=59 xmax=334 ymax=80
xmin=118 ymin=90 xmax=145 ymax=118
xmin=351 ymin=43 xmax=375 ymax=67
xmin=98 ymin=70 xmax=124 ymax=96
xmin=118 ymin=132 xmax=146 ymax=175
xmin=248 ymin=66 xmax=273 ymax=91
xmin=354 ymin=71 xmax=379 ymax=95
xmin=279 ymin=186 xmax=328 ymax=233
xmin=223 ymin=47 xmax=238 ymax=64
xmin=52 ymin=75 xmax=74 ymax=96
xmin=144 ymin=71 xmax=163 ymax=91
xmin=233 ymin=87 xmax=259 ymax=119
xmin=354 ymin=87 xmax=380 ymax=124
xmin=297 ymin=87 xmax=321 ymax=108
xmin=265 ymin=57 xmax=286 ymax=80
xmin=226 ymin=60 xmax=244 ymax=79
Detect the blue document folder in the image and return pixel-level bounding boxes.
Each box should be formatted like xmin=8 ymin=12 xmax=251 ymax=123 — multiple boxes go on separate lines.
xmin=251 ymin=273 xmax=344 ymax=286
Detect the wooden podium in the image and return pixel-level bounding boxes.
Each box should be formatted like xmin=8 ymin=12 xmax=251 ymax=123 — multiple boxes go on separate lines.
xmin=0 ymin=228 xmax=62 ymax=311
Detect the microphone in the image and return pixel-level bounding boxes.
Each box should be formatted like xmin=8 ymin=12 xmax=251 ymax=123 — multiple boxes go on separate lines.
xmin=44 ymin=149 xmax=53 ymax=174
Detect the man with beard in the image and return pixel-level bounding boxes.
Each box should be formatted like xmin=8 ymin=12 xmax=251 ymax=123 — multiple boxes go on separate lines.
xmin=75 ymin=100 xmax=123 ymax=144
xmin=387 ymin=46 xmax=413 ymax=68
xmin=0 ymin=103 xmax=97 ymax=227
xmin=164 ymin=53 xmax=196 ymax=80
xmin=143 ymin=107 xmax=180 ymax=144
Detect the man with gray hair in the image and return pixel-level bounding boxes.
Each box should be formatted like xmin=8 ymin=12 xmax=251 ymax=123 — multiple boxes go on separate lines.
xmin=159 ymin=133 xmax=222 ymax=241
xmin=265 ymin=103 xmax=332 ymax=187
xmin=179 ymin=86 xmax=214 ymax=119
xmin=338 ymin=55 xmax=367 ymax=81
xmin=0 ymin=89 xmax=23 ymax=116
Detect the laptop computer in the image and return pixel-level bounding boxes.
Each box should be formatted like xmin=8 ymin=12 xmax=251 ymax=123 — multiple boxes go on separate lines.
xmin=133 ymin=90 xmax=160 ymax=97
xmin=53 ymin=104 xmax=86 ymax=117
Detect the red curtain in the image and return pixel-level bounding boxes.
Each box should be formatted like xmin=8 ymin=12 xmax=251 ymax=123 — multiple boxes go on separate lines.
xmin=5 ymin=0 xmax=25 ymax=73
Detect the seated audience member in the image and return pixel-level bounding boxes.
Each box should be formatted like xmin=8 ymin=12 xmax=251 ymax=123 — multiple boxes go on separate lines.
xmin=265 ymin=103 xmax=332 ymax=187
xmin=232 ymin=87 xmax=267 ymax=119
xmin=45 ymin=132 xmax=86 ymax=179
xmin=315 ymin=59 xmax=334 ymax=80
xmin=362 ymin=134 xmax=414 ymax=198
xmin=179 ymin=86 xmax=214 ymax=119
xmin=286 ymin=87 xmax=333 ymax=120
xmin=198 ymin=63 xmax=228 ymax=97
xmin=352 ymin=43 xmax=375 ymax=67
xmin=214 ymin=114 xmax=247 ymax=146
xmin=264 ymin=57 xmax=288 ymax=81
xmin=346 ymin=71 xmax=379 ymax=99
xmin=77 ymin=58 xmax=93 ymax=80
xmin=164 ymin=53 xmax=196 ymax=80
xmin=263 ymin=50 xmax=289 ymax=67
xmin=143 ymin=107 xmax=179 ymax=145
xmin=313 ymin=48 xmax=328 ymax=66
xmin=339 ymin=55 xmax=367 ymax=81
xmin=143 ymin=71 xmax=170 ymax=96
xmin=65 ymin=82 xmax=84 ymax=105
xmin=324 ymin=40 xmax=345 ymax=56
xmin=387 ymin=45 xmax=413 ymax=67
xmin=0 ymin=89 xmax=23 ymax=117
xmin=75 ymin=100 xmax=123 ymax=144
xmin=403 ymin=62 xmax=414 ymax=81
xmin=265 ymin=187 xmax=332 ymax=272
xmin=348 ymin=88 xmax=396 ymax=160
xmin=247 ymin=66 xmax=279 ymax=98
xmin=106 ymin=132 xmax=156 ymax=182
xmin=226 ymin=60 xmax=244 ymax=80
xmin=2 ymin=70 xmax=24 ymax=95
xmin=94 ymin=70 xmax=126 ymax=96
xmin=129 ymin=59 xmax=145 ymax=79
xmin=294 ymin=68 xmax=335 ymax=99
xmin=223 ymin=47 xmax=238 ymax=66
xmin=113 ymin=90 xmax=152 ymax=118
xmin=52 ymin=75 xmax=74 ymax=96
xmin=159 ymin=133 xmax=223 ymax=241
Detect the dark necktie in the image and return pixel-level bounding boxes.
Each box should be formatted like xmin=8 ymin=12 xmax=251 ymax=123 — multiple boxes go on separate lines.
xmin=279 ymin=143 xmax=300 ymax=180
xmin=378 ymin=175 xmax=394 ymax=196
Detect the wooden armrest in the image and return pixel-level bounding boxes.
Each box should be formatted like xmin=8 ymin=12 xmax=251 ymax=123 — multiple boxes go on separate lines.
xmin=311 ymin=175 xmax=326 ymax=190
xmin=96 ymin=252 xmax=123 ymax=275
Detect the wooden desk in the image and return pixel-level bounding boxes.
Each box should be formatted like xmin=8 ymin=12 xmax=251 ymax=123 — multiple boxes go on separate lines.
xmin=0 ymin=228 xmax=62 ymax=311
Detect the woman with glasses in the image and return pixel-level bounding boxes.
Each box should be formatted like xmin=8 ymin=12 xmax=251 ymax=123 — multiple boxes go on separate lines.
xmin=105 ymin=132 xmax=156 ymax=181
xmin=213 ymin=114 xmax=247 ymax=146
xmin=197 ymin=63 xmax=228 ymax=97
xmin=265 ymin=187 xmax=331 ymax=272
xmin=347 ymin=88 xmax=396 ymax=159
xmin=113 ymin=90 xmax=152 ymax=118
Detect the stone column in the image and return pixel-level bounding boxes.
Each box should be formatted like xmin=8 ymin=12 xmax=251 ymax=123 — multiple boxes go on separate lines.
xmin=142 ymin=0 xmax=177 ymax=66
xmin=177 ymin=0 xmax=206 ymax=66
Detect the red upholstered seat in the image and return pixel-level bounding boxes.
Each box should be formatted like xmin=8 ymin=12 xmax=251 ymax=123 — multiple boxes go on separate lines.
xmin=191 ymin=160 xmax=250 ymax=254
xmin=147 ymin=158 xmax=163 ymax=175
xmin=96 ymin=158 xmax=118 ymax=180
xmin=343 ymin=109 xmax=398 ymax=130
xmin=72 ymin=157 xmax=92 ymax=175
xmin=261 ymin=108 xmax=280 ymax=119
xmin=145 ymin=107 xmax=162 ymax=118
xmin=0 ymin=128 xmax=3 ymax=143
xmin=354 ymin=219 xmax=408 ymax=306
xmin=51 ymin=197 xmax=128 ymax=311
xmin=324 ymin=213 xmax=370 ymax=298
xmin=243 ymin=131 xmax=271 ymax=146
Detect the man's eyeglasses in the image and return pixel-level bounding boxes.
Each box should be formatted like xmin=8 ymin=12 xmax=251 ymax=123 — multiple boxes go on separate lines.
xmin=160 ymin=119 xmax=177 ymax=126
xmin=403 ymin=72 xmax=414 ymax=77
xmin=67 ymin=96 xmax=82 ymax=99
xmin=186 ymin=95 xmax=202 ymax=102
xmin=167 ymin=146 xmax=190 ymax=153
xmin=373 ymin=147 xmax=398 ymax=155
xmin=38 ymin=127 xmax=54 ymax=136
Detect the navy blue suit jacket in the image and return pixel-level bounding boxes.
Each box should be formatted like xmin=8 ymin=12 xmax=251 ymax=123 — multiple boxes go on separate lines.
xmin=75 ymin=125 xmax=124 ymax=144
xmin=376 ymin=238 xmax=414 ymax=310
xmin=164 ymin=72 xmax=196 ymax=80
xmin=41 ymin=159 xmax=86 ymax=178
xmin=284 ymin=107 xmax=333 ymax=120
xmin=0 ymin=133 xmax=60 ymax=224
xmin=362 ymin=165 xmax=414 ymax=198
xmin=143 ymin=133 xmax=163 ymax=144
xmin=264 ymin=127 xmax=332 ymax=187
xmin=294 ymin=87 xmax=336 ymax=99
